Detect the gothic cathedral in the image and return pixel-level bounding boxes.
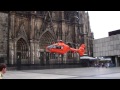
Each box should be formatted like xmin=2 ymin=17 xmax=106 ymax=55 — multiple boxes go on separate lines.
xmin=0 ymin=11 xmax=94 ymax=66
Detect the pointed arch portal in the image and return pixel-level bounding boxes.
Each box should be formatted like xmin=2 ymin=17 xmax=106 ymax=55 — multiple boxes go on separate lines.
xmin=16 ymin=38 xmax=29 ymax=64
xmin=39 ymin=31 xmax=55 ymax=49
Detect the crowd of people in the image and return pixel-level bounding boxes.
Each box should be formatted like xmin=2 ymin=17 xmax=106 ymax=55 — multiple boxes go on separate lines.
xmin=94 ymin=62 xmax=115 ymax=68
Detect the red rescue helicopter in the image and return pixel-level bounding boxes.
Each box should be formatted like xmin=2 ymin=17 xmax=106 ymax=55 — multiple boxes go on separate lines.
xmin=46 ymin=40 xmax=85 ymax=56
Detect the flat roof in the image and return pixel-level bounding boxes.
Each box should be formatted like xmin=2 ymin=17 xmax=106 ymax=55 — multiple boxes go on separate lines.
xmin=109 ymin=29 xmax=120 ymax=36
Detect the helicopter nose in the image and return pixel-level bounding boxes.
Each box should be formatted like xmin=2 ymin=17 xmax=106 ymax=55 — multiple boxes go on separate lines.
xmin=46 ymin=47 xmax=51 ymax=52
xmin=46 ymin=46 xmax=50 ymax=50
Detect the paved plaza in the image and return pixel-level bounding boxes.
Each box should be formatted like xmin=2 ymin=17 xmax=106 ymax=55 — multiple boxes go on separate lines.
xmin=3 ymin=67 xmax=120 ymax=79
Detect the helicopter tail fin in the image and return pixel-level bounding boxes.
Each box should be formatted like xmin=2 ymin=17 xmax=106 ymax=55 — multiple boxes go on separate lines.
xmin=78 ymin=44 xmax=86 ymax=56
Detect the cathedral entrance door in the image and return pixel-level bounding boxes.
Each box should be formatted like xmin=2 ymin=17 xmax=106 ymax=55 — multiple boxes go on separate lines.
xmin=17 ymin=52 xmax=21 ymax=70
xmin=40 ymin=52 xmax=44 ymax=65
xmin=16 ymin=38 xmax=28 ymax=69
xmin=46 ymin=52 xmax=49 ymax=65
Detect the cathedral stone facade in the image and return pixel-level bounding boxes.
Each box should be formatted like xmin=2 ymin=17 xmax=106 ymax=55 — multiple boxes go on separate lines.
xmin=0 ymin=11 xmax=94 ymax=66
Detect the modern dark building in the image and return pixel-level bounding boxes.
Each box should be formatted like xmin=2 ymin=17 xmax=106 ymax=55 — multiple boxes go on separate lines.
xmin=93 ymin=29 xmax=120 ymax=67
xmin=109 ymin=29 xmax=120 ymax=36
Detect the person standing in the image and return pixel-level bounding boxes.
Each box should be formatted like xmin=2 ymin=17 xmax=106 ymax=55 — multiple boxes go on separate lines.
xmin=0 ymin=63 xmax=7 ymax=79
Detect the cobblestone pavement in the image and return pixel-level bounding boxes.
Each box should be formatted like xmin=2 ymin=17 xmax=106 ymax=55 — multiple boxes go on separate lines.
xmin=3 ymin=67 xmax=120 ymax=79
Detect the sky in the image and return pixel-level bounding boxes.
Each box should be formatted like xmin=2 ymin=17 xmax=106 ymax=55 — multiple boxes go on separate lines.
xmin=88 ymin=11 xmax=120 ymax=39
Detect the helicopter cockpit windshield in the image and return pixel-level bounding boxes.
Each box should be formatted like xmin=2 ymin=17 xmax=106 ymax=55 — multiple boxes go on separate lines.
xmin=47 ymin=45 xmax=63 ymax=49
xmin=47 ymin=45 xmax=56 ymax=49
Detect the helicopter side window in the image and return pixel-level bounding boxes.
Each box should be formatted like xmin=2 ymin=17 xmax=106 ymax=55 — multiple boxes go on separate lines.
xmin=56 ymin=46 xmax=63 ymax=49
xmin=52 ymin=45 xmax=56 ymax=48
xmin=56 ymin=46 xmax=60 ymax=49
